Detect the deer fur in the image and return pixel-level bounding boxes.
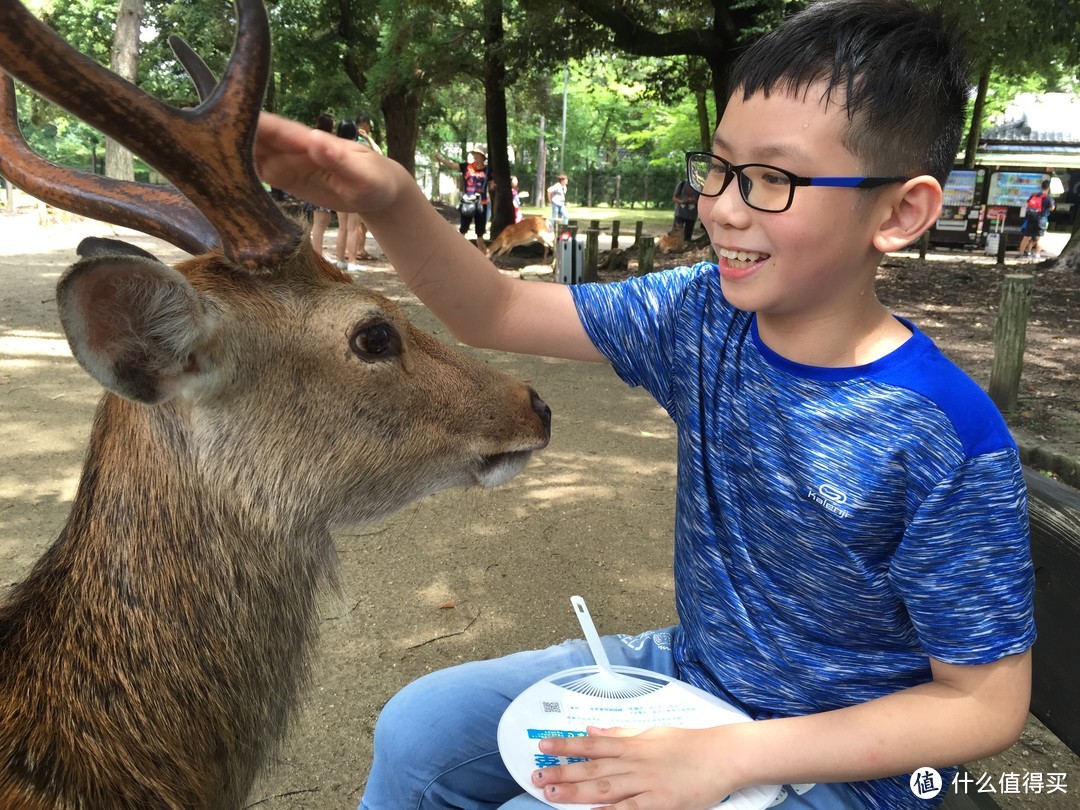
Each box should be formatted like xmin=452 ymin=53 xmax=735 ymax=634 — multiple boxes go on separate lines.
xmin=0 ymin=243 xmax=550 ymax=809
xmin=0 ymin=1 xmax=550 ymax=802
xmin=486 ymin=216 xmax=556 ymax=262
xmin=657 ymin=226 xmax=687 ymax=254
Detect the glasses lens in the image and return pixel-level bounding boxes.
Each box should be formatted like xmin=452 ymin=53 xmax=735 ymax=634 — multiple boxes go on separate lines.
xmin=689 ymin=154 xmax=730 ymax=197
xmin=741 ymin=165 xmax=793 ymax=212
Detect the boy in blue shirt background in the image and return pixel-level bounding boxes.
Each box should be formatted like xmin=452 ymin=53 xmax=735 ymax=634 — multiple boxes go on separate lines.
xmin=255 ymin=1 xmax=1035 ymax=807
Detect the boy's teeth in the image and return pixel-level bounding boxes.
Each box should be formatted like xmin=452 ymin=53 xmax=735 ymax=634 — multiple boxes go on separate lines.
xmin=719 ymin=247 xmax=767 ymax=262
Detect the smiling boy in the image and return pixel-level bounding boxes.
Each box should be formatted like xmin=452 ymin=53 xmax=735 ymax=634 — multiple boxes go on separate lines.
xmin=255 ymin=2 xmax=1034 ymax=808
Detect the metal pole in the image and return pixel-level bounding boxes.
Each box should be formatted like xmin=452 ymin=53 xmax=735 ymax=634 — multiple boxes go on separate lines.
xmin=560 ymin=65 xmax=568 ymax=172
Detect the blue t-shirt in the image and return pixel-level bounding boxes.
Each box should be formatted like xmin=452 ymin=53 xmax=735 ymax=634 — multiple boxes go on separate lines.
xmin=571 ymin=263 xmax=1035 ymax=810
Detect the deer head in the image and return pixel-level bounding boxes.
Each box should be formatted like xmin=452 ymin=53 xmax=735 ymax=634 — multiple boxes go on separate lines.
xmin=0 ymin=1 xmax=550 ymax=807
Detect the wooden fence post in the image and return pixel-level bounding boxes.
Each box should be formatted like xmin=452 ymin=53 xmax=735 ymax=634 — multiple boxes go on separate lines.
xmin=989 ymin=273 xmax=1034 ymax=413
xmin=583 ymin=227 xmax=600 ymax=282
xmin=918 ymin=231 xmax=930 ymax=260
xmin=637 ymin=236 xmax=656 ymax=275
xmin=610 ymin=220 xmax=620 ymax=251
xmin=634 ymin=220 xmax=644 ymax=247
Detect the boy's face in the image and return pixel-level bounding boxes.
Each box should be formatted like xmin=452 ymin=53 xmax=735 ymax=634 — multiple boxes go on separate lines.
xmin=699 ymin=87 xmax=886 ymax=322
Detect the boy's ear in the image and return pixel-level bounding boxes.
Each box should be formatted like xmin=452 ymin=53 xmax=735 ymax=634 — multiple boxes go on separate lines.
xmin=872 ymin=176 xmax=943 ymax=254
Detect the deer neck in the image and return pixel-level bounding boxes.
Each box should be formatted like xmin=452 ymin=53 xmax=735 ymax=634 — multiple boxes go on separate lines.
xmin=1 ymin=393 xmax=334 ymax=806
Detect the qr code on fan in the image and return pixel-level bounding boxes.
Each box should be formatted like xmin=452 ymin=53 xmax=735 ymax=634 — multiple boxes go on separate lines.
xmin=541 ymin=700 xmax=562 ymax=713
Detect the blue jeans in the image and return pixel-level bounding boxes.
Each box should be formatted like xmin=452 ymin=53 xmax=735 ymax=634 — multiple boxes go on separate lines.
xmin=550 ymin=203 xmax=567 ymax=229
xmin=359 ymin=627 xmax=866 ymax=809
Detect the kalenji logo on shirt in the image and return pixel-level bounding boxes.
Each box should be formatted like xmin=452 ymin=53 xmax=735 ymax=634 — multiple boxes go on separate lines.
xmin=806 ymin=482 xmax=852 ymax=518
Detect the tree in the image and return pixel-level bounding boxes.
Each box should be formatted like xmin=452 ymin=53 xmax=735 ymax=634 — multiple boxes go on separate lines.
xmin=569 ymin=0 xmax=801 ymax=129
xmin=483 ymin=0 xmax=515 ymax=236
xmin=104 ymin=0 xmax=142 ymax=181
xmin=952 ymin=0 xmax=1080 ymax=170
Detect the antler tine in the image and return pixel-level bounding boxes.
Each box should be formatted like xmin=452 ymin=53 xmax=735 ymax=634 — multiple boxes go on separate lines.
xmin=0 ymin=0 xmax=303 ymax=270
xmin=0 ymin=74 xmax=218 ymax=256
xmin=168 ymin=35 xmax=218 ymax=102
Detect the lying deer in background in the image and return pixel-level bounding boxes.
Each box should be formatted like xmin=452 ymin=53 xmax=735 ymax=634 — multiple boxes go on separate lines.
xmin=0 ymin=1 xmax=550 ymax=807
xmin=486 ymin=215 xmax=556 ymax=263
xmin=657 ymin=226 xmax=687 ymax=254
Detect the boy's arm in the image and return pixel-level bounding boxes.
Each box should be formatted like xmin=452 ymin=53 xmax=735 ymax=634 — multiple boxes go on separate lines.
xmin=534 ymin=651 xmax=1031 ymax=809
xmin=255 ymin=112 xmax=603 ymax=361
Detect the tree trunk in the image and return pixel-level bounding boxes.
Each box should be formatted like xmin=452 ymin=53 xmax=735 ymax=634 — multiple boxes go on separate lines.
xmin=1052 ymin=211 xmax=1080 ymax=272
xmin=963 ymin=62 xmax=991 ymax=170
xmin=695 ymin=88 xmax=711 ymax=152
xmin=380 ymin=90 xmax=421 ymax=177
xmin=105 ymin=0 xmax=142 ymax=182
xmin=483 ymin=0 xmax=513 ymax=239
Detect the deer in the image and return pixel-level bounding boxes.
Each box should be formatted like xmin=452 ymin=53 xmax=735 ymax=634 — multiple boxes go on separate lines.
xmin=0 ymin=1 xmax=551 ymax=807
xmin=656 ymin=226 xmax=687 ymax=254
xmin=486 ymin=215 xmax=556 ymax=263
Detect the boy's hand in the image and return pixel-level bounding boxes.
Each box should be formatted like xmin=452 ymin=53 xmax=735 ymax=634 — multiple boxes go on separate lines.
xmin=254 ymin=112 xmax=402 ymax=214
xmin=532 ymin=725 xmax=738 ymax=810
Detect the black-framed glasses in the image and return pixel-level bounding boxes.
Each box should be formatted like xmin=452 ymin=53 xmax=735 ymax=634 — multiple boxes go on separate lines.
xmin=685 ymin=151 xmax=909 ymax=213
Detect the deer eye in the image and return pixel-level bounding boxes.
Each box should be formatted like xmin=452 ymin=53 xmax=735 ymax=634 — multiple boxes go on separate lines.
xmin=349 ymin=321 xmax=402 ymax=362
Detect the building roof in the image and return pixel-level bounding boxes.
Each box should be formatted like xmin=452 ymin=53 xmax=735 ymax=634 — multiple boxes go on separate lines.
xmin=974 ymin=92 xmax=1080 ymax=170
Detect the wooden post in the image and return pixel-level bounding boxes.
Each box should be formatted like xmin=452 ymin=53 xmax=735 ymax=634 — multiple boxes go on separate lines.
xmin=583 ymin=227 xmax=600 ymax=283
xmin=637 ymin=236 xmax=656 ymax=276
xmin=988 ymin=273 xmax=1034 ymax=413
xmin=918 ymin=231 xmax=930 ymax=260
xmin=634 ymin=220 xmax=644 ymax=247
xmin=610 ymin=220 xmax=620 ymax=251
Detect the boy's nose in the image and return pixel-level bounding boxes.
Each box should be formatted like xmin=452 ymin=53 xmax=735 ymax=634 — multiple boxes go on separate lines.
xmin=702 ymin=183 xmax=751 ymax=229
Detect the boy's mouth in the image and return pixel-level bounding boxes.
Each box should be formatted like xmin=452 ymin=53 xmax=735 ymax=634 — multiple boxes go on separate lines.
xmin=717 ymin=247 xmax=770 ymax=269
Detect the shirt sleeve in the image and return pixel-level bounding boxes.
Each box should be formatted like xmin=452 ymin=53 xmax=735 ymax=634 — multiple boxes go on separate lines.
xmin=888 ymin=450 xmax=1036 ymax=665
xmin=569 ymin=265 xmax=704 ymax=414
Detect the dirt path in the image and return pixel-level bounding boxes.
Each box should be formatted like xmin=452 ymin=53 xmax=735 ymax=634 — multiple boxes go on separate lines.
xmin=1 ymin=214 xmax=1076 ymax=808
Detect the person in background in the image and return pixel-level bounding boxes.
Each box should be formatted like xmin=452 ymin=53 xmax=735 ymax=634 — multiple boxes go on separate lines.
xmin=307 ymin=113 xmax=335 ymax=258
xmin=353 ymin=113 xmax=382 ymax=260
xmin=255 ymin=2 xmax=1033 ymax=807
xmin=672 ymin=174 xmax=700 ymax=243
xmin=511 ymin=175 xmax=523 ymax=223
xmin=547 ymin=173 xmax=568 ymax=229
xmin=1018 ymin=179 xmax=1055 ymax=259
xmin=436 ymin=146 xmax=490 ymax=252
xmin=333 ymin=120 xmax=363 ymax=271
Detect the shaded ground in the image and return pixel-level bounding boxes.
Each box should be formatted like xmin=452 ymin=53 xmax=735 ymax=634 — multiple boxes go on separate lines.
xmin=1 ymin=211 xmax=1077 ymax=809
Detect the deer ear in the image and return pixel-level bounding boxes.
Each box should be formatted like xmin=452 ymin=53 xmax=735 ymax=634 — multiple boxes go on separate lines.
xmin=57 ymin=256 xmax=216 ymax=404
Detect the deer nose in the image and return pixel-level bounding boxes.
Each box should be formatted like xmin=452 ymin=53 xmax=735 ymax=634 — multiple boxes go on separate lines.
xmin=531 ymin=389 xmax=552 ymax=437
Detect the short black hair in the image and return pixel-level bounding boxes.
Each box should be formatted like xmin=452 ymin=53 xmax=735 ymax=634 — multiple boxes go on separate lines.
xmin=336 ymin=120 xmax=358 ymax=141
xmin=356 ymin=113 xmax=373 ymax=128
xmin=728 ymin=0 xmax=969 ymax=183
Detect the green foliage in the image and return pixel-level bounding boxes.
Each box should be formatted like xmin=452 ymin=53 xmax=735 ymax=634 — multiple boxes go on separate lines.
xmin=14 ymin=0 xmax=1080 ymax=196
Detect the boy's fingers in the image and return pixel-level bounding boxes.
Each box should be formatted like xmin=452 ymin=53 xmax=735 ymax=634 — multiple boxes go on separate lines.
xmin=586 ymin=725 xmax=643 ymax=738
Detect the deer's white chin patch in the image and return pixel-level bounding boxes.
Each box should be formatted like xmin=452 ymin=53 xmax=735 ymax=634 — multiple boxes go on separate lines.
xmin=474 ymin=450 xmax=533 ymax=487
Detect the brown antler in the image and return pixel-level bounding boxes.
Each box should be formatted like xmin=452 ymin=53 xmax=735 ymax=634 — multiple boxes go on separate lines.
xmin=0 ymin=75 xmax=218 ymax=255
xmin=0 ymin=0 xmax=303 ymax=268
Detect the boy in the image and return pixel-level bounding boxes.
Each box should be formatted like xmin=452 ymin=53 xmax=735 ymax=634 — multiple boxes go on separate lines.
xmin=1018 ymin=179 xmax=1055 ymax=258
xmin=548 ymin=173 xmax=569 ymax=228
xmin=255 ymin=1 xmax=1034 ymax=808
